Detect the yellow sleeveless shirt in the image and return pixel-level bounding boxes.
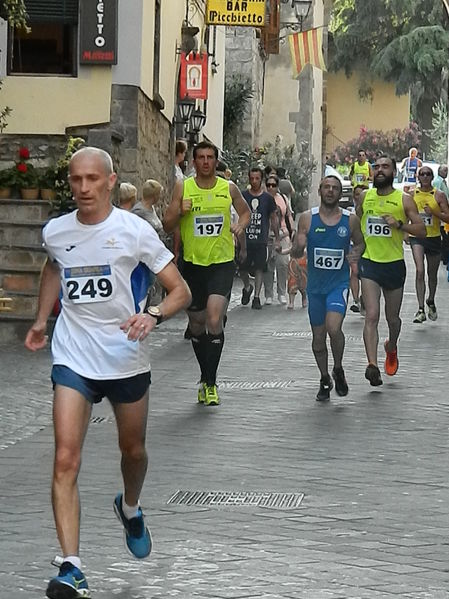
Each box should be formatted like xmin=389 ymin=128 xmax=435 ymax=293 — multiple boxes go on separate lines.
xmin=180 ymin=176 xmax=234 ymax=266
xmin=410 ymin=188 xmax=440 ymax=238
xmin=361 ymin=188 xmax=406 ymax=263
xmin=352 ymin=161 xmax=370 ymax=188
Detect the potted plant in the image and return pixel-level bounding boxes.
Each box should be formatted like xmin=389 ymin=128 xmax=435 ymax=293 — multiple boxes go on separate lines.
xmin=0 ymin=166 xmax=16 ymax=198
xmin=39 ymin=166 xmax=57 ymax=201
xmin=15 ymin=146 xmax=39 ymax=199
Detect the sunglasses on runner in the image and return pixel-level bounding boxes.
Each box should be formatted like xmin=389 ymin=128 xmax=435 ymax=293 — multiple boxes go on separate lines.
xmin=419 ymin=171 xmax=433 ymax=177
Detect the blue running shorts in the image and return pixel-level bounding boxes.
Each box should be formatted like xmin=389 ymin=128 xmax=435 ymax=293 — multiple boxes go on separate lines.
xmin=307 ymin=286 xmax=349 ymax=327
xmin=51 ymin=365 xmax=151 ymax=404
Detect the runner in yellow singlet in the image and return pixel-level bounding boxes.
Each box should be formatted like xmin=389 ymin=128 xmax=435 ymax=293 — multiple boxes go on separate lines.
xmin=349 ymin=149 xmax=373 ymax=189
xmin=163 ymin=141 xmax=250 ymax=406
xmin=409 ymin=166 xmax=449 ymax=323
xmin=357 ymin=156 xmax=425 ymax=387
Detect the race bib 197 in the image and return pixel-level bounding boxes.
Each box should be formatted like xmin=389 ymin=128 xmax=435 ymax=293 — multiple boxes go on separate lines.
xmin=63 ymin=265 xmax=114 ymax=304
xmin=313 ymin=248 xmax=345 ymax=270
xmin=366 ymin=216 xmax=391 ymax=237
xmin=194 ymin=214 xmax=224 ymax=237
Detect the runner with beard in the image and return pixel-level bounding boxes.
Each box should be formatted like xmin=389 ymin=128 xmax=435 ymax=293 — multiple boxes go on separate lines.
xmin=357 ymin=156 xmax=426 ymax=387
xmin=292 ymin=175 xmax=365 ymax=401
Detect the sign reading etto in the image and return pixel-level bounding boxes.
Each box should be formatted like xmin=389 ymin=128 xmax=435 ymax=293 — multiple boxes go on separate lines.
xmin=79 ymin=0 xmax=118 ymax=65
xmin=206 ymin=0 xmax=266 ymax=26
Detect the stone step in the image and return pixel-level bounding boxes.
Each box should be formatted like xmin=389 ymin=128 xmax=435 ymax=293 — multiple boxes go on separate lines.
xmin=0 ymin=198 xmax=53 ymax=222
xmin=0 ymin=246 xmax=46 ymax=269
xmin=0 ymin=313 xmax=55 ymax=345
xmin=0 ymin=221 xmax=45 ymax=246
xmin=1 ymin=290 xmax=39 ymax=315
xmin=0 ymin=266 xmax=42 ymax=293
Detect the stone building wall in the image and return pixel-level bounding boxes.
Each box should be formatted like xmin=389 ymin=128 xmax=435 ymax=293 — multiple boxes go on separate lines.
xmin=225 ymin=27 xmax=265 ymax=149
xmin=0 ymin=85 xmax=174 ymax=211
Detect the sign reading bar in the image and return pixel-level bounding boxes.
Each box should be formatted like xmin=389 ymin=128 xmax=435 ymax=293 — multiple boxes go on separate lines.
xmin=79 ymin=0 xmax=118 ymax=65
xmin=206 ymin=0 xmax=266 ymax=27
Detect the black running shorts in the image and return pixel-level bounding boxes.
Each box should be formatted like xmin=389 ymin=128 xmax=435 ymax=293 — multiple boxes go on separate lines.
xmin=409 ymin=235 xmax=441 ymax=256
xmin=359 ymin=257 xmax=406 ymax=291
xmin=183 ymin=260 xmax=235 ymax=311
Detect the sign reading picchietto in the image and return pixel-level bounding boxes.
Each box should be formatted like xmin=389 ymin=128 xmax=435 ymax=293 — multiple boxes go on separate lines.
xmin=206 ymin=0 xmax=266 ymax=27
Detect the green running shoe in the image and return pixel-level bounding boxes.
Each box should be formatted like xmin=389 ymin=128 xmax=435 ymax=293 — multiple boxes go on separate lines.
xmin=204 ymin=384 xmax=220 ymax=406
xmin=197 ymin=382 xmax=206 ymax=404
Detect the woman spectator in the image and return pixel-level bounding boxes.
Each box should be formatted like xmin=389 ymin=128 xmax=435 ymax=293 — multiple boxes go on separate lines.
xmin=132 ymin=179 xmax=164 ymax=234
xmin=174 ymin=139 xmax=187 ymax=182
xmin=119 ymin=182 xmax=137 ymax=211
xmin=263 ymin=174 xmax=295 ymax=305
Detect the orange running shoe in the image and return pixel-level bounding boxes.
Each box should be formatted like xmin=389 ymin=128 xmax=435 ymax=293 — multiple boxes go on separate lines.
xmin=384 ymin=340 xmax=399 ymax=376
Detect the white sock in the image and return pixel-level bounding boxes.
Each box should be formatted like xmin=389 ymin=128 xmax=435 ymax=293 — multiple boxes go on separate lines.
xmin=122 ymin=496 xmax=140 ymax=520
xmin=64 ymin=555 xmax=81 ymax=570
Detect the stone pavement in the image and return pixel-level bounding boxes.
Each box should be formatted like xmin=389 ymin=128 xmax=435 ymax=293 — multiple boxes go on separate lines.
xmin=2 ymin=248 xmax=449 ymax=598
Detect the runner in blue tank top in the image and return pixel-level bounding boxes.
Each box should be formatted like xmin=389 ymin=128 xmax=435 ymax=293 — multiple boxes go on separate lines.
xmin=292 ymin=175 xmax=365 ymax=401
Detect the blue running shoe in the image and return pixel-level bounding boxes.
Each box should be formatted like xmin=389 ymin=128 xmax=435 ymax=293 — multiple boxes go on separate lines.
xmin=46 ymin=561 xmax=90 ymax=599
xmin=113 ymin=493 xmax=152 ymax=559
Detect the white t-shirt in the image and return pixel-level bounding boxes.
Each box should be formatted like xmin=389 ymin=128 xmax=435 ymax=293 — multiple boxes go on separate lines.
xmin=43 ymin=207 xmax=173 ymax=379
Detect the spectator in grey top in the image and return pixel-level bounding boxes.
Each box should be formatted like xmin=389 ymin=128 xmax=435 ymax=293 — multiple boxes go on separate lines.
xmin=119 ymin=182 xmax=137 ymax=211
xmin=132 ymin=179 xmax=163 ymax=233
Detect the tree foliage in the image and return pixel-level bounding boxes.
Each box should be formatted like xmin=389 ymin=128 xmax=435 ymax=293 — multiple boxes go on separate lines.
xmin=223 ymin=74 xmax=254 ymax=148
xmin=1 ymin=0 xmax=28 ymax=30
xmin=223 ymin=137 xmax=317 ymax=213
xmin=329 ymin=0 xmax=449 ymax=151
xmin=331 ymin=123 xmax=422 ymax=168
xmin=426 ymin=100 xmax=448 ymax=163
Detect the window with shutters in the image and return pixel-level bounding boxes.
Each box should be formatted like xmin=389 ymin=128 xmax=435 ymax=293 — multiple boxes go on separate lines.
xmin=8 ymin=0 xmax=79 ymax=76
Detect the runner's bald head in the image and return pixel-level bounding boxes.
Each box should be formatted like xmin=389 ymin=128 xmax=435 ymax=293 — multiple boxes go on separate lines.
xmin=70 ymin=147 xmax=114 ymax=175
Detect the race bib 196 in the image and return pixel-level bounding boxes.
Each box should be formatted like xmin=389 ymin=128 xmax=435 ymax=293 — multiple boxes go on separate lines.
xmin=313 ymin=248 xmax=345 ymax=270
xmin=194 ymin=214 xmax=224 ymax=237
xmin=366 ymin=216 xmax=391 ymax=237
xmin=63 ymin=265 xmax=114 ymax=304
xmin=419 ymin=212 xmax=432 ymax=227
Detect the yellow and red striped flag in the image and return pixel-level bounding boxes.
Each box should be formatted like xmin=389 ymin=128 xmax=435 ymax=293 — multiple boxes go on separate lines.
xmin=288 ymin=28 xmax=326 ymax=78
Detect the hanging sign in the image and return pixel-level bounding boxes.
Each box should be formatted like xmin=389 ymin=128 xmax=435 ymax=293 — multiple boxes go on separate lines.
xmin=179 ymin=52 xmax=209 ymax=100
xmin=79 ymin=0 xmax=118 ymax=65
xmin=206 ymin=0 xmax=266 ymax=27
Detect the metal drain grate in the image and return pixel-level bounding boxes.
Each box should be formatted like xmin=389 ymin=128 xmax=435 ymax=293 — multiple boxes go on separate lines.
xmin=272 ymin=331 xmax=363 ymax=342
xmin=167 ymin=490 xmax=304 ymax=510
xmin=220 ymin=380 xmax=294 ymax=390
xmin=90 ymin=416 xmax=111 ymax=424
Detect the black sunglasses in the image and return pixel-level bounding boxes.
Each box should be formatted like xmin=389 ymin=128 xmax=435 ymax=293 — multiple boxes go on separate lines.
xmin=266 ymin=183 xmax=277 ymax=188
xmin=419 ymin=172 xmax=433 ymax=177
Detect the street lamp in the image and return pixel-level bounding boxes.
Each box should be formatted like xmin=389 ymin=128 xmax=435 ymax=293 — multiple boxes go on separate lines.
xmin=187 ymin=108 xmax=206 ymax=145
xmin=280 ymin=0 xmax=312 ymax=31
xmin=176 ymin=98 xmax=195 ymax=124
xmin=292 ymin=0 xmax=312 ymax=21
xmin=189 ymin=108 xmax=206 ymax=134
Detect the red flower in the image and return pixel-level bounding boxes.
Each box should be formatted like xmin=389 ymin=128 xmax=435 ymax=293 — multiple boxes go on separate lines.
xmin=19 ymin=147 xmax=30 ymax=160
xmin=17 ymin=162 xmax=27 ymax=173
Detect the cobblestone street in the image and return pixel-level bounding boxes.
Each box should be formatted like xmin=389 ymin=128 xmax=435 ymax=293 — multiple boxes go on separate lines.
xmin=2 ymin=249 xmax=449 ymax=598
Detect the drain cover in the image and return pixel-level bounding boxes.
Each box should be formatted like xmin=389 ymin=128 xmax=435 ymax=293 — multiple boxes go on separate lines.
xmin=220 ymin=380 xmax=294 ymax=390
xmin=167 ymin=490 xmax=304 ymax=510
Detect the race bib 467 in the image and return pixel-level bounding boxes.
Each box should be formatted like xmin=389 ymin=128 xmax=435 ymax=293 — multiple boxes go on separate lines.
xmin=313 ymin=248 xmax=345 ymax=270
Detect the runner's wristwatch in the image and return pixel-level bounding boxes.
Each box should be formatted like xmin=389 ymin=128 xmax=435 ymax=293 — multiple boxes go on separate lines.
xmin=396 ymin=220 xmax=404 ymax=230
xmin=146 ymin=305 xmax=163 ymax=325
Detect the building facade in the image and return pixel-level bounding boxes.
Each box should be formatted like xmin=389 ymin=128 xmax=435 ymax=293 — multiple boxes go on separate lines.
xmin=0 ymin=0 xmax=226 ymax=197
